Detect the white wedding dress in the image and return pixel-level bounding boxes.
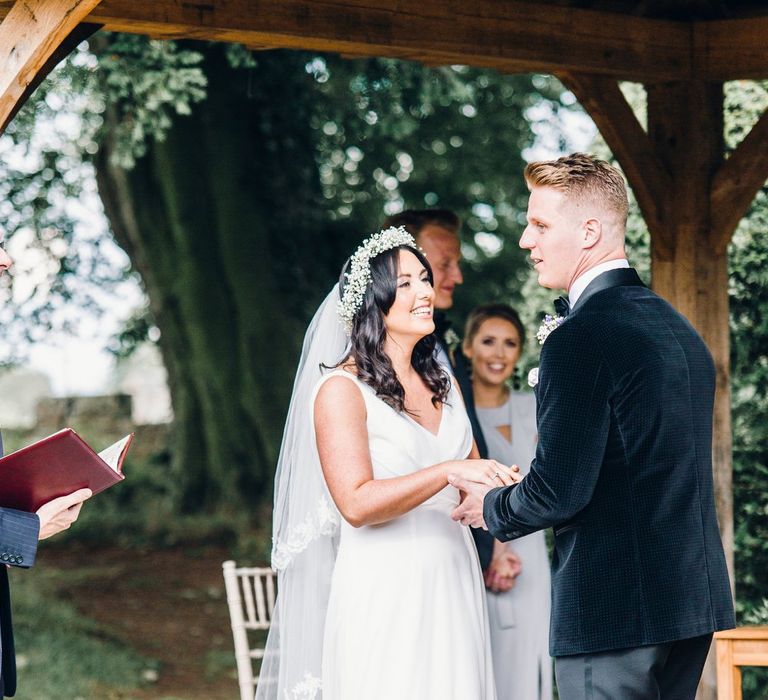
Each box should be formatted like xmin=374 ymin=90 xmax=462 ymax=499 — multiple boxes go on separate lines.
xmin=315 ymin=370 xmax=496 ymax=700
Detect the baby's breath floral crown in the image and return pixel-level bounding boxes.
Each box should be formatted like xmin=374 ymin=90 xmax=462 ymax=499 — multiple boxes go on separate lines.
xmin=337 ymin=226 xmax=419 ymax=334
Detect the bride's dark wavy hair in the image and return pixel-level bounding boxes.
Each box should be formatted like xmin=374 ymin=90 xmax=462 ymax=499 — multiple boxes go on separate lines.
xmin=337 ymin=244 xmax=451 ymax=413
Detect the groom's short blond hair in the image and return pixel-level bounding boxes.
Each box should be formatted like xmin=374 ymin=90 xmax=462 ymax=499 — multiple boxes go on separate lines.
xmin=524 ymin=153 xmax=629 ymax=230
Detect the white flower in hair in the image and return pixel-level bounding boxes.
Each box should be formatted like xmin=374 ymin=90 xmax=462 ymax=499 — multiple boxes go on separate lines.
xmin=337 ymin=226 xmax=419 ymax=333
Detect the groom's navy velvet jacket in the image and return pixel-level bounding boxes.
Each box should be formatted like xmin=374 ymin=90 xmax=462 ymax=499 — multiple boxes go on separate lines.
xmin=484 ymin=268 xmax=735 ymax=656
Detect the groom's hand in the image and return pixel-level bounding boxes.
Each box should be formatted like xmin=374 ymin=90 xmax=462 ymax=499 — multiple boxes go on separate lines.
xmin=449 ymin=476 xmax=493 ymax=529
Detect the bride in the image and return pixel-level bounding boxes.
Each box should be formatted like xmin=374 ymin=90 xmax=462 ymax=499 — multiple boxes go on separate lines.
xmin=256 ymin=227 xmax=518 ymax=700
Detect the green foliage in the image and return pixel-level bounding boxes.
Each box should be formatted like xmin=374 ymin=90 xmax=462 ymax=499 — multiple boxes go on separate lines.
xmin=96 ymin=35 xmax=208 ymax=168
xmin=0 ymin=46 xmax=126 ymax=365
xmin=55 ymin=451 xmax=249 ymax=549
xmin=307 ymin=58 xmax=577 ymax=319
xmin=0 ymin=35 xmax=210 ymax=365
xmin=108 ymin=307 xmax=158 ymax=359
xmin=727 ymin=81 xmax=768 ymax=632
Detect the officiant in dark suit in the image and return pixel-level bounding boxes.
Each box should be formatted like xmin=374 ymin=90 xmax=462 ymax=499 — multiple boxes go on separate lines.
xmin=450 ymin=154 xmax=734 ymax=699
xmin=0 ymin=242 xmax=92 ymax=697
xmin=383 ymin=209 xmax=520 ymax=589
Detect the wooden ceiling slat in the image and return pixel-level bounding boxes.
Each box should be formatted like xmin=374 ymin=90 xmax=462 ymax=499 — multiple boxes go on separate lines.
xmin=3 ymin=1 xmax=767 ymax=81
xmin=695 ymin=17 xmax=768 ymax=80
xmin=66 ymin=0 xmax=692 ymax=81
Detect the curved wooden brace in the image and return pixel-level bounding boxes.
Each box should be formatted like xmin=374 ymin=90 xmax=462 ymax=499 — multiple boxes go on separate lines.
xmin=0 ymin=0 xmax=102 ymax=133
xmin=711 ymin=106 xmax=768 ymax=254
xmin=559 ymin=72 xmax=675 ymax=260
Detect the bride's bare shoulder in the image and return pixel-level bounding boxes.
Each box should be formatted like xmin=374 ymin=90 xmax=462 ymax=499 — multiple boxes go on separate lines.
xmin=316 ymin=365 xmax=363 ymax=409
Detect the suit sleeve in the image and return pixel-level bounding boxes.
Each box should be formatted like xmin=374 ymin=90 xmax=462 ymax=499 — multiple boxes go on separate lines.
xmin=484 ymin=319 xmax=612 ymax=541
xmin=0 ymin=508 xmax=39 ymax=568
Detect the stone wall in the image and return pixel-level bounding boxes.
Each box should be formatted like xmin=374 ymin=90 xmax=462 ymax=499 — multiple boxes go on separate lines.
xmin=3 ymin=394 xmax=170 ymax=460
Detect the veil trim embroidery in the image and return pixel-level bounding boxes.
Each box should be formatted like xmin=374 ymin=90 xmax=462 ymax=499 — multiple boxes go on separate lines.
xmin=271 ymin=496 xmax=340 ymax=571
xmin=286 ymin=672 xmax=322 ymax=699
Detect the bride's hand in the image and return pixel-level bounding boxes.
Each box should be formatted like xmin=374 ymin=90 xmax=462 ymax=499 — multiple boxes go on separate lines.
xmin=445 ymin=460 xmax=520 ymax=488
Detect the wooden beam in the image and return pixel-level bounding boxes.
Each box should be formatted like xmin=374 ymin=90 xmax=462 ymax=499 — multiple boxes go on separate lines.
xmin=0 ymin=0 xmax=103 ymax=133
xmin=1 ymin=21 xmax=100 ymax=132
xmin=0 ymin=0 xmax=692 ymax=82
xmin=710 ymin=106 xmax=768 ymax=253
xmin=559 ymin=72 xmax=675 ymax=258
xmin=696 ymin=16 xmax=768 ymax=81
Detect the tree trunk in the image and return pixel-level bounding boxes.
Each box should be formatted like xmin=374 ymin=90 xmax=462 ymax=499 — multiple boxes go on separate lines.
xmin=95 ymin=45 xmax=330 ymax=512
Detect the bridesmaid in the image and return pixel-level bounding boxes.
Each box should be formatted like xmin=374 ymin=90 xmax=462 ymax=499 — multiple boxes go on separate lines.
xmin=462 ymin=303 xmax=553 ymax=700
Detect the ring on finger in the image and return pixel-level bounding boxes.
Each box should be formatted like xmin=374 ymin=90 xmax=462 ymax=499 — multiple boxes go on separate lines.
xmin=492 ymin=472 xmax=503 ymax=481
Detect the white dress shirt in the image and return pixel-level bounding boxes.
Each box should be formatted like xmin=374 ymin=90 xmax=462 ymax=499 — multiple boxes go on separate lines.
xmin=569 ymin=259 xmax=630 ymax=307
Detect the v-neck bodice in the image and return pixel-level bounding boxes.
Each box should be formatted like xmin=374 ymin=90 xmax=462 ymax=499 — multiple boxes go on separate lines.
xmin=401 ymin=401 xmax=445 ymax=438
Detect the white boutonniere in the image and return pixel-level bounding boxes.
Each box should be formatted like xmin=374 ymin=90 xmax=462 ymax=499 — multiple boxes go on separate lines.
xmin=527 ymin=367 xmax=539 ymax=388
xmin=536 ymin=314 xmax=566 ymax=345
xmin=443 ymin=327 xmax=461 ymax=351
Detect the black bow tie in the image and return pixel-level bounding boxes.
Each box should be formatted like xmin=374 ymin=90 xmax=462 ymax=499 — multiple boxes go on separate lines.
xmin=554 ymin=296 xmax=571 ymax=317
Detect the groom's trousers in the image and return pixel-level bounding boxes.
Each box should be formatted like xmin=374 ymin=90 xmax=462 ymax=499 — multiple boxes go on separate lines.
xmin=554 ymin=633 xmax=713 ymax=700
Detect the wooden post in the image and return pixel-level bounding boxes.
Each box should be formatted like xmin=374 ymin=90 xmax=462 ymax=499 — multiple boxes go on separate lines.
xmin=0 ymin=0 xmax=102 ymax=133
xmin=646 ymin=79 xmax=728 ymax=700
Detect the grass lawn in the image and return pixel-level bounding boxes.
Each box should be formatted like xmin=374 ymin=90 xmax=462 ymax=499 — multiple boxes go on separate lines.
xmin=8 ymin=543 xmax=242 ymax=700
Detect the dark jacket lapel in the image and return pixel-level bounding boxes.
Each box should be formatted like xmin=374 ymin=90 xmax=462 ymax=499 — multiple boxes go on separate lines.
xmin=571 ymin=267 xmax=646 ymax=315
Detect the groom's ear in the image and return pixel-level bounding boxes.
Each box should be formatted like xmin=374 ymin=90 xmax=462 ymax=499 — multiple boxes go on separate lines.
xmin=581 ymin=217 xmax=602 ymax=249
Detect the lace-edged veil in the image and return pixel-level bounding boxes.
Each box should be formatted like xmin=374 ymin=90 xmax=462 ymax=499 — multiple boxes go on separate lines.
xmin=256 ymin=284 xmax=348 ymax=700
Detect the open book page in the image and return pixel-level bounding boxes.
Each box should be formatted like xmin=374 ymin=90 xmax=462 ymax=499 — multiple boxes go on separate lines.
xmin=97 ymin=434 xmax=133 ymax=473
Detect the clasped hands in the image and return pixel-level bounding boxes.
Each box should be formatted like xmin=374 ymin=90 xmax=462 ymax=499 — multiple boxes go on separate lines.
xmin=448 ymin=460 xmax=522 ymax=530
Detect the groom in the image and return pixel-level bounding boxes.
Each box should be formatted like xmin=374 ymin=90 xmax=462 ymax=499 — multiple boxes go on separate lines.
xmin=450 ymin=153 xmax=734 ymax=698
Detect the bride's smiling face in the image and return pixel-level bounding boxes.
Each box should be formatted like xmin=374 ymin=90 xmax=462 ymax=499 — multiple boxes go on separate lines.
xmin=383 ymin=249 xmax=435 ymax=339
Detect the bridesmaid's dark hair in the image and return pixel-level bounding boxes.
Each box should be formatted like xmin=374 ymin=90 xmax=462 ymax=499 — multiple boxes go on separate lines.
xmin=338 ymin=245 xmax=451 ymax=413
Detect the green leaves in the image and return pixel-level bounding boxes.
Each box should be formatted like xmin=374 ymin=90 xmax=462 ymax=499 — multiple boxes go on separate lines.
xmin=96 ymin=35 xmax=208 ymax=167
xmin=723 ymin=80 xmax=768 ymax=624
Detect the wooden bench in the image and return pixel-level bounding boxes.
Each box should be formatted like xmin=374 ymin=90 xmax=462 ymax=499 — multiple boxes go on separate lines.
xmin=714 ymin=626 xmax=768 ymax=700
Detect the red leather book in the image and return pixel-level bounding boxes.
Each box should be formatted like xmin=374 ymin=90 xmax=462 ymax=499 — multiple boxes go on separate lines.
xmin=0 ymin=429 xmax=132 ymax=512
